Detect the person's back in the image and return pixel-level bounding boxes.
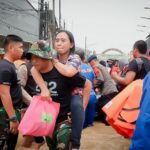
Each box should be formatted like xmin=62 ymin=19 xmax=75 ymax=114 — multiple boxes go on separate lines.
xmin=111 ymin=40 xmax=150 ymax=87
xmin=87 ymin=55 xmax=118 ymax=124
xmin=128 ymin=56 xmax=150 ymax=80
xmin=81 ymin=63 xmax=95 ymax=94
xmin=96 ymin=63 xmax=118 ymax=95
xmin=80 ymin=62 xmax=97 ymax=128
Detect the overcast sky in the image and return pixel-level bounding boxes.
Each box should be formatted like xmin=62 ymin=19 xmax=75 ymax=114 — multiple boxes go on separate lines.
xmin=52 ymin=0 xmax=150 ymax=54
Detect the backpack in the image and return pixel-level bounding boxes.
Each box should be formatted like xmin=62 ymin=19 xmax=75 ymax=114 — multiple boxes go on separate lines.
xmin=135 ymin=57 xmax=150 ymax=73
xmin=117 ymin=57 xmax=150 ymax=92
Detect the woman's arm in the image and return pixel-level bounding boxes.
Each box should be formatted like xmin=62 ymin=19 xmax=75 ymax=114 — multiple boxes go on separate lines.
xmin=52 ymin=58 xmax=78 ymax=77
xmin=31 ymin=67 xmax=50 ymax=98
xmin=18 ymin=64 xmax=32 ymax=105
xmin=82 ymin=79 xmax=92 ymax=111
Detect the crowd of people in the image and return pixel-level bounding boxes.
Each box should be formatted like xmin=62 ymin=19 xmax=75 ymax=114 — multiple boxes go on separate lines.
xmin=0 ymin=31 xmax=150 ymax=150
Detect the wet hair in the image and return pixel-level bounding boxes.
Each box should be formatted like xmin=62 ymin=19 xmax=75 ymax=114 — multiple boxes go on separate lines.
xmin=87 ymin=55 xmax=97 ymax=63
xmin=55 ymin=30 xmax=75 ymax=53
xmin=99 ymin=60 xmax=106 ymax=67
xmin=133 ymin=40 xmax=147 ymax=54
xmin=21 ymin=51 xmax=27 ymax=59
xmin=75 ymin=49 xmax=85 ymax=61
xmin=3 ymin=34 xmax=23 ymax=51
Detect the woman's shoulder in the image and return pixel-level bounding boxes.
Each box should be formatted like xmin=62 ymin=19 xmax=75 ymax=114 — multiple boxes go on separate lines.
xmin=68 ymin=53 xmax=80 ymax=61
xmin=67 ymin=53 xmax=81 ymax=70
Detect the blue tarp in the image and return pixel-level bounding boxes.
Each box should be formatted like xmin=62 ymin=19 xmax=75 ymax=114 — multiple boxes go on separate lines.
xmin=130 ymin=71 xmax=150 ymax=150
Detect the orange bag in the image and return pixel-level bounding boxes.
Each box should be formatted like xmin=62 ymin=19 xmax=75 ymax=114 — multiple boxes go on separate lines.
xmin=102 ymin=80 xmax=143 ymax=138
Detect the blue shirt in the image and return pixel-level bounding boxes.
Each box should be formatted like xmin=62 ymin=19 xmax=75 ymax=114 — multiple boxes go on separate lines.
xmin=130 ymin=72 xmax=150 ymax=150
xmin=81 ymin=63 xmax=96 ymax=96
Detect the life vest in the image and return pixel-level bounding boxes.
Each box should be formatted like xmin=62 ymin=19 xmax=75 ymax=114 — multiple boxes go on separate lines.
xmin=102 ymin=79 xmax=143 ymax=138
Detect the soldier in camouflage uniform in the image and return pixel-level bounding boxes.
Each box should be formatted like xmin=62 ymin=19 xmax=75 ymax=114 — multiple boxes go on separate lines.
xmin=0 ymin=35 xmax=23 ymax=150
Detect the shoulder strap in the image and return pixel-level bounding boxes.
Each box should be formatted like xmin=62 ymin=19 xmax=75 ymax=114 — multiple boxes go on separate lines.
xmin=136 ymin=57 xmax=150 ymax=73
xmin=26 ymin=61 xmax=32 ymax=76
xmin=135 ymin=58 xmax=143 ymax=72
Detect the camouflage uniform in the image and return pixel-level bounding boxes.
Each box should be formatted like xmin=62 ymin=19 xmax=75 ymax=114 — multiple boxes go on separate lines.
xmin=26 ymin=40 xmax=53 ymax=60
xmin=0 ymin=48 xmax=5 ymax=55
xmin=46 ymin=121 xmax=71 ymax=150
xmin=0 ymin=108 xmax=21 ymax=148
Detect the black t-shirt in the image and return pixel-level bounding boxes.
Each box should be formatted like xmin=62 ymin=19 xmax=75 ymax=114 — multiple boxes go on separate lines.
xmin=36 ymin=67 xmax=86 ymax=123
xmin=24 ymin=61 xmax=37 ymax=97
xmin=0 ymin=59 xmax=23 ymax=108
xmin=128 ymin=57 xmax=150 ymax=80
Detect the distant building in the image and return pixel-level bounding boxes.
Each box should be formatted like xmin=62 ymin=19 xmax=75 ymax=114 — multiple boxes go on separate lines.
xmin=0 ymin=0 xmax=39 ymax=43
xmin=0 ymin=0 xmax=58 ymax=50
xmin=97 ymin=48 xmax=129 ymax=61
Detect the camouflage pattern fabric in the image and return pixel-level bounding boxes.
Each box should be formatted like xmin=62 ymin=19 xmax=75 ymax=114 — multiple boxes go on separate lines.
xmin=46 ymin=121 xmax=71 ymax=150
xmin=0 ymin=48 xmax=5 ymax=55
xmin=26 ymin=40 xmax=53 ymax=60
xmin=0 ymin=107 xmax=21 ymax=140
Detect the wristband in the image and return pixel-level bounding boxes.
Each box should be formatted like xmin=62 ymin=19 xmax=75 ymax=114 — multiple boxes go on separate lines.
xmin=8 ymin=115 xmax=18 ymax=122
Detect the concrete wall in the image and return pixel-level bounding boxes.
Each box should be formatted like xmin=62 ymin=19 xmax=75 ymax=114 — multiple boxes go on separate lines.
xmin=0 ymin=0 xmax=39 ymax=42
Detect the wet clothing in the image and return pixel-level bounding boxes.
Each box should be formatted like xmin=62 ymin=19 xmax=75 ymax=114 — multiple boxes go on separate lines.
xmin=0 ymin=59 xmax=22 ymax=108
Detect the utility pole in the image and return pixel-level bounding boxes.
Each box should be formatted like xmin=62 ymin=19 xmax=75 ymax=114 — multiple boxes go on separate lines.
xmin=52 ymin=0 xmax=56 ymax=30
xmin=39 ymin=0 xmax=44 ymax=39
xmin=44 ymin=2 xmax=48 ymax=40
xmin=63 ymin=20 xmax=66 ymax=29
xmin=59 ymin=0 xmax=62 ymax=30
xmin=39 ymin=0 xmax=49 ymax=40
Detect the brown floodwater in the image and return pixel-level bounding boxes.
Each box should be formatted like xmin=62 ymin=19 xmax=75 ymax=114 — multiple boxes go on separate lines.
xmin=16 ymin=121 xmax=131 ymax=150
